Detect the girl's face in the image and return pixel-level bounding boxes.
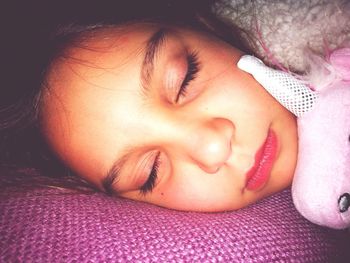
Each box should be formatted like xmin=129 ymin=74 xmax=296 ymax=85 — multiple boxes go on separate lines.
xmin=41 ymin=24 xmax=298 ymax=212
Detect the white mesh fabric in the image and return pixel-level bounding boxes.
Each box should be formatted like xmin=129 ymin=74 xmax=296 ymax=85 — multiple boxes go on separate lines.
xmin=237 ymin=55 xmax=318 ymax=117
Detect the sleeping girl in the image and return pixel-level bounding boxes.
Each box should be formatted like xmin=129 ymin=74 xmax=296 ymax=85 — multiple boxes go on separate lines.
xmin=2 ymin=0 xmax=300 ymax=211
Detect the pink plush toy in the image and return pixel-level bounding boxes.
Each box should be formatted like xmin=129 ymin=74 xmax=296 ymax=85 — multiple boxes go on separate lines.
xmin=237 ymin=47 xmax=350 ymax=229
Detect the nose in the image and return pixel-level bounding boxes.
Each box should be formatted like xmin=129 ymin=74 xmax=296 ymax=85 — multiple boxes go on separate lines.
xmin=181 ymin=118 xmax=234 ymax=173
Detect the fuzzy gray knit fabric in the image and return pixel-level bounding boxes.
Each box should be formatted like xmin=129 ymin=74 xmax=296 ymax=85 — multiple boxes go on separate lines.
xmin=215 ymin=0 xmax=350 ymax=72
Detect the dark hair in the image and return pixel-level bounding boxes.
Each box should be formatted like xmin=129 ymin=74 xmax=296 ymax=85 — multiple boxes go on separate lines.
xmin=1 ymin=0 xmax=251 ymax=175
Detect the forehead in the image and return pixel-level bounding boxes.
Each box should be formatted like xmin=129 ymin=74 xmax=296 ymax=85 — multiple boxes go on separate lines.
xmin=40 ymin=24 xmax=159 ymax=183
xmin=43 ymin=23 xmax=161 ymax=111
xmin=53 ymin=24 xmax=157 ymax=76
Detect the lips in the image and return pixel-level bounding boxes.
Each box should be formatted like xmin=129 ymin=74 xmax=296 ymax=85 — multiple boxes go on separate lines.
xmin=245 ymin=130 xmax=278 ymax=191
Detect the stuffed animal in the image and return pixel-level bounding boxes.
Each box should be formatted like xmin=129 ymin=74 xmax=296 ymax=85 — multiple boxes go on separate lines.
xmin=237 ymin=47 xmax=350 ymax=229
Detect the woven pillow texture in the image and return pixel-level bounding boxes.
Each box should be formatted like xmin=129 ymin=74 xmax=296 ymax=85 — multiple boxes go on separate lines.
xmin=1 ymin=168 xmax=349 ymax=262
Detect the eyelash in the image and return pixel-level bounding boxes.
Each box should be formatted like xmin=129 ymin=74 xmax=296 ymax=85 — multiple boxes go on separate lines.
xmin=175 ymin=52 xmax=200 ymax=103
xmin=140 ymin=152 xmax=161 ymax=195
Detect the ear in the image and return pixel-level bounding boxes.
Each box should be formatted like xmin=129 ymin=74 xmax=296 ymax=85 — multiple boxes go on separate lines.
xmin=237 ymin=55 xmax=317 ymax=117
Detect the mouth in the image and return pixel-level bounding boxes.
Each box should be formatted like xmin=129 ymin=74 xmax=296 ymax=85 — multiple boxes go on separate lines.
xmin=245 ymin=129 xmax=278 ymax=191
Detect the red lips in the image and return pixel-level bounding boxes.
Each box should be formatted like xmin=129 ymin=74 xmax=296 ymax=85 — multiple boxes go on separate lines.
xmin=245 ymin=130 xmax=278 ymax=191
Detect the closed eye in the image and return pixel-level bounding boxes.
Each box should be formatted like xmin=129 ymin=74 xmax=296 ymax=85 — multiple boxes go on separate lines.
xmin=175 ymin=51 xmax=200 ymax=103
xmin=140 ymin=151 xmax=161 ymax=195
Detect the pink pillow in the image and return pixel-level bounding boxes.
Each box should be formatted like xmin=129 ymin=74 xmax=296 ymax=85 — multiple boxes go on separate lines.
xmin=1 ymin=168 xmax=349 ymax=262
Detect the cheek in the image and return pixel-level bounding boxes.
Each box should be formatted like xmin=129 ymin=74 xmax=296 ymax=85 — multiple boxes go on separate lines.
xmin=198 ymin=71 xmax=273 ymax=123
xmin=154 ymin=170 xmax=245 ymax=212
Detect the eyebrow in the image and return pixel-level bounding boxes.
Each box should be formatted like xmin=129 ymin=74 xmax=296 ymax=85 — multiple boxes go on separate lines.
xmin=140 ymin=28 xmax=168 ymax=94
xmin=102 ymin=28 xmax=168 ymax=195
xmin=102 ymin=150 xmax=130 ymax=195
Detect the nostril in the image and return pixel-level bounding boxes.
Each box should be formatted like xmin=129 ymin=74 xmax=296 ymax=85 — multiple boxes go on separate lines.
xmin=338 ymin=193 xmax=350 ymax=213
xmin=200 ymin=164 xmax=221 ymax=174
